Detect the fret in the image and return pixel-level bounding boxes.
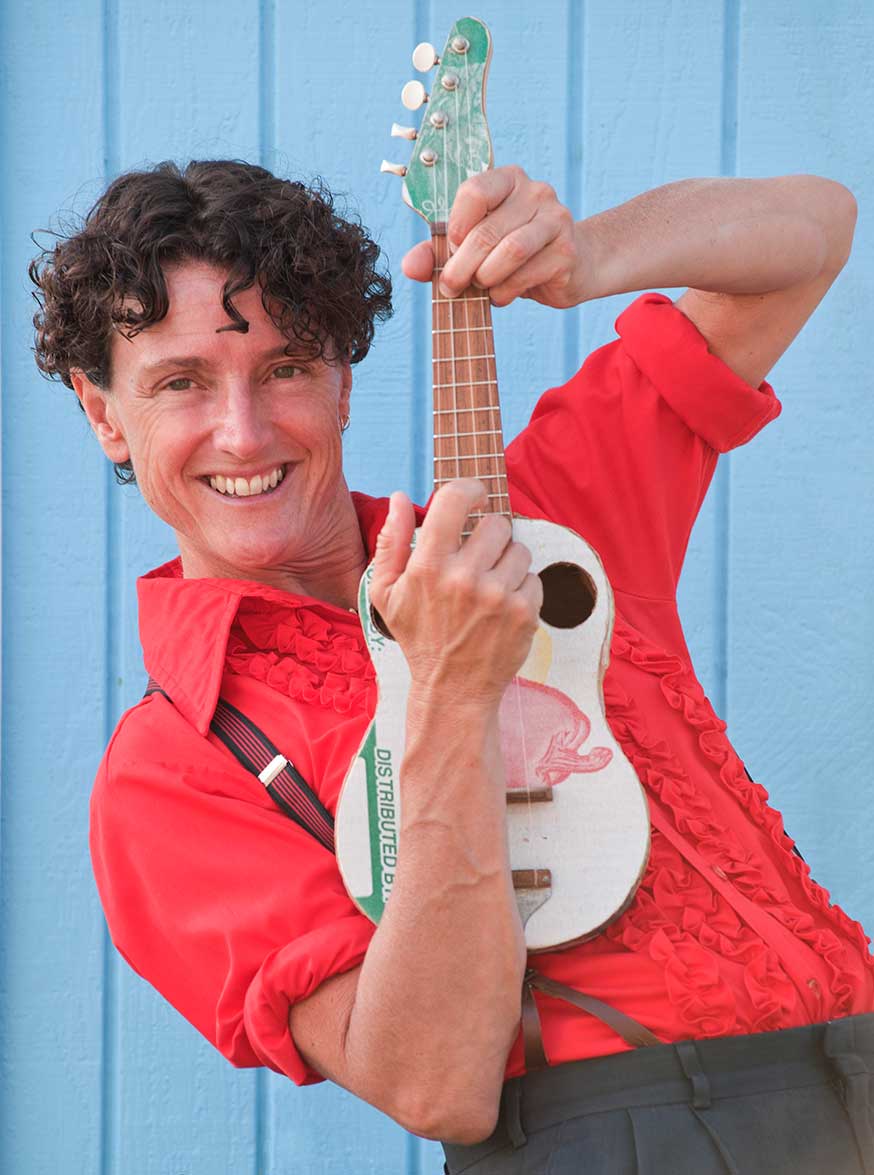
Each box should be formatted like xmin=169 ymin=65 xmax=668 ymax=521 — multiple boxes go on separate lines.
xmin=433 ymin=406 xmax=500 ymax=415
xmin=432 ymin=353 xmax=496 ymax=362
xmin=464 ymin=510 xmax=511 ymax=523
xmin=432 ymin=326 xmax=492 ymax=335
xmin=436 ymin=427 xmax=503 ymax=438
xmin=433 ymin=484 xmax=509 ymax=498
xmin=434 ymin=452 xmax=505 ymax=461
xmin=433 ymin=295 xmax=491 ymax=304
xmin=432 ymin=378 xmax=498 ymax=390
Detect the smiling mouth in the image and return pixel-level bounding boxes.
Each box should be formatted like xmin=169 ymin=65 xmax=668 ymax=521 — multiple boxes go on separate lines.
xmin=204 ymin=464 xmax=287 ymax=498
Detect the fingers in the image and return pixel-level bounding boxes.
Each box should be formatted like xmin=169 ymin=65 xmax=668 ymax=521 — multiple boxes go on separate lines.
xmin=458 ymin=511 xmax=514 ymax=571
xmin=487 ymin=244 xmax=576 ymax=309
xmin=440 ymin=168 xmax=575 ymax=305
xmin=414 ymin=478 xmax=488 ymax=561
xmin=370 ymin=491 xmax=416 ymax=600
xmin=446 ymin=167 xmax=521 ymax=250
xmin=440 ymin=189 xmax=539 ymax=296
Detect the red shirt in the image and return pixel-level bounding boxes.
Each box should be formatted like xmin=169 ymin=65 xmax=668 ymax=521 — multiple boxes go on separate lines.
xmin=90 ymin=292 xmax=874 ymax=1086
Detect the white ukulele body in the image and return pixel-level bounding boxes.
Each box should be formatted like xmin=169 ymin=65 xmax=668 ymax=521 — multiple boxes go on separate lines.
xmin=335 ymin=515 xmax=651 ymax=953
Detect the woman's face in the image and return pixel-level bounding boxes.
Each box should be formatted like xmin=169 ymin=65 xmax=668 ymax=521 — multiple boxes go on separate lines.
xmin=76 ymin=261 xmax=354 ymax=582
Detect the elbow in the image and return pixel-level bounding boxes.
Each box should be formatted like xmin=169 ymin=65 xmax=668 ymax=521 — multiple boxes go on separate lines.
xmin=818 ymin=179 xmax=858 ymax=274
xmin=398 ymin=1093 xmax=501 ymax=1145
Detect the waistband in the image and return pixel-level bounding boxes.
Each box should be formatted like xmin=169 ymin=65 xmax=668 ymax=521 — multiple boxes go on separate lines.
xmin=443 ymin=1014 xmax=874 ymax=1171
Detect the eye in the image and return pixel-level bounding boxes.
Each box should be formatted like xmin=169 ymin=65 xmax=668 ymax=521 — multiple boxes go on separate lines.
xmin=272 ymin=363 xmax=303 ymax=379
xmin=165 ymin=377 xmax=193 ymax=391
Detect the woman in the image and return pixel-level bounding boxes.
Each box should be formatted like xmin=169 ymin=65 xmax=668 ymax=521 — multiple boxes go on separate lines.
xmin=31 ymin=158 xmax=874 ymax=1172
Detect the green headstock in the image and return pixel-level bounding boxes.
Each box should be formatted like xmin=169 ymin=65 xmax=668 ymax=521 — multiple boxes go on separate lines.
xmin=385 ymin=17 xmax=493 ymax=225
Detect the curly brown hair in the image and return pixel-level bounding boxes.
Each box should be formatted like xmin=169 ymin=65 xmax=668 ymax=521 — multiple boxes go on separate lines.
xmin=29 ymin=159 xmax=393 ymax=482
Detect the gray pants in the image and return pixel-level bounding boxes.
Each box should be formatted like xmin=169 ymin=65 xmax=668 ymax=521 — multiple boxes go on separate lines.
xmin=442 ymin=1014 xmax=874 ymax=1174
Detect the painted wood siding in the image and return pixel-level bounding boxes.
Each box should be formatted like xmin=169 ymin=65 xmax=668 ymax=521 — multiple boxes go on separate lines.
xmin=1 ymin=2 xmax=871 ymax=1172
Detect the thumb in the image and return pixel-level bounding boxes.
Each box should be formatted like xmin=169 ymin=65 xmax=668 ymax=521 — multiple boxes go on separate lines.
xmin=370 ymin=491 xmax=415 ymax=603
xmin=401 ymin=239 xmax=435 ymax=283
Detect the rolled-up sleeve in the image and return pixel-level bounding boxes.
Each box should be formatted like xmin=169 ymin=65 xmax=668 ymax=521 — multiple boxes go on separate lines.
xmin=90 ymin=697 xmax=376 ymax=1086
xmin=615 ymin=292 xmax=782 ymax=453
xmin=505 ymin=292 xmax=783 ymax=599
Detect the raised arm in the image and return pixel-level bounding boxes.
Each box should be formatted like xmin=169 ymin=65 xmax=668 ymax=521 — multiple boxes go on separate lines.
xmin=404 ymin=166 xmax=857 ymax=389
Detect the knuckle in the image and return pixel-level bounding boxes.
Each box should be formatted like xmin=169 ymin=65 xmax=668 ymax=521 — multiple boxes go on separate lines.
xmin=505 ymin=164 xmax=526 ymax=184
xmin=478 ymin=512 xmax=511 ymax=543
xmin=554 ymin=232 xmax=578 ymax=262
xmin=556 ymin=204 xmax=574 ymax=229
xmin=479 ymin=578 xmax=507 ymax=610
xmin=533 ymin=180 xmax=557 ymax=203
xmin=471 ymin=220 xmax=503 ymax=252
xmin=508 ymin=591 xmax=535 ymax=627
xmin=512 ymin=541 xmax=533 ymax=569
xmin=498 ymin=234 xmax=529 ymax=265
xmin=448 ymin=566 xmax=477 ymax=599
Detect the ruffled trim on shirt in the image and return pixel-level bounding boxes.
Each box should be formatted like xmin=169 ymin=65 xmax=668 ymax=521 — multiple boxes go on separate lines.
xmin=226 ymin=598 xmax=376 ymax=715
xmin=602 ymin=617 xmax=873 ymax=1035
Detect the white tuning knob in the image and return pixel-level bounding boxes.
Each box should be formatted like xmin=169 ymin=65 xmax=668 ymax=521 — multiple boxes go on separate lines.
xmin=380 ymin=160 xmax=408 ymax=177
xmin=401 ymin=80 xmax=428 ymax=110
xmin=412 ymin=41 xmax=439 ymax=71
xmin=391 ymin=123 xmax=418 ymax=140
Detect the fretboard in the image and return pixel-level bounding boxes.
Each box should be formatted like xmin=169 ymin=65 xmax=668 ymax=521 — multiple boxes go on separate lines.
xmin=431 ymin=224 xmax=510 ymax=533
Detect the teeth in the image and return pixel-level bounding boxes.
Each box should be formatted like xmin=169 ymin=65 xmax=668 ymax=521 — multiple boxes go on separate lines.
xmin=208 ymin=465 xmax=285 ymax=497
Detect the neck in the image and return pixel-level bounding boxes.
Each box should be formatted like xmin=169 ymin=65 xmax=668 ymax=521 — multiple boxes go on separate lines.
xmin=178 ymin=490 xmax=368 ymax=610
xmin=431 ymin=223 xmax=509 ymax=538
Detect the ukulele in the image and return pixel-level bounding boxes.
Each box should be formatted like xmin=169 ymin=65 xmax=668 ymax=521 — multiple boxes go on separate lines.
xmin=335 ymin=16 xmax=650 ymax=952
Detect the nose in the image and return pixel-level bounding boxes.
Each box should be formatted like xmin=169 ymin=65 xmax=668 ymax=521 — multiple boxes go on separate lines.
xmin=212 ymin=379 xmax=272 ymax=459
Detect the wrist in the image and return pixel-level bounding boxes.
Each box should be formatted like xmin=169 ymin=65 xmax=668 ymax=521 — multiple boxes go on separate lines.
xmin=406 ymin=682 xmax=500 ymax=740
xmin=571 ymin=214 xmax=618 ymax=304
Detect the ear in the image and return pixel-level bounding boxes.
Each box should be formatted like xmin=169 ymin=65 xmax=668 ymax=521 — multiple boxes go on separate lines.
xmin=70 ymin=370 xmax=131 ymax=466
xmin=339 ymin=362 xmax=352 ymax=416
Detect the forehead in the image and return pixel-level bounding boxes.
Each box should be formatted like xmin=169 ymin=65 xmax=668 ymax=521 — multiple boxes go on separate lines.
xmin=115 ymin=261 xmax=287 ymax=368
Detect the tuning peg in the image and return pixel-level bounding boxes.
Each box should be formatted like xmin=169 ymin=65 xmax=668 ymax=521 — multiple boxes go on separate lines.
xmin=412 ymin=42 xmax=439 ymax=71
xmin=391 ymin=123 xmax=418 ymax=140
xmin=401 ymin=80 xmax=428 ymax=110
xmin=380 ymin=160 xmax=408 ymax=177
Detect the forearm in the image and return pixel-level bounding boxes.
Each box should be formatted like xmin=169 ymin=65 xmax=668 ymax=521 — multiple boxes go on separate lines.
xmin=577 ymin=175 xmax=855 ymax=302
xmin=343 ymin=693 xmax=526 ymax=1142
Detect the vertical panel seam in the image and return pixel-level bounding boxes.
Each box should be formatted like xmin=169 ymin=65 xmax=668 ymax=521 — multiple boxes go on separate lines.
xmin=411 ymin=0 xmax=430 ymax=513
xmin=716 ymin=0 xmax=740 ymax=722
xmin=408 ymin=5 xmax=430 ymax=1172
xmin=563 ymin=0 xmax=584 ymax=379
xmin=100 ymin=3 xmax=120 ymax=1175
xmin=255 ymin=4 xmax=276 ymax=1170
xmin=259 ymin=0 xmax=276 ymax=170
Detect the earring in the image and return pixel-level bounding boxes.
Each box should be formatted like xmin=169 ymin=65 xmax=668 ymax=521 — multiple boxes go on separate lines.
xmin=340 ymin=413 xmax=351 ymax=433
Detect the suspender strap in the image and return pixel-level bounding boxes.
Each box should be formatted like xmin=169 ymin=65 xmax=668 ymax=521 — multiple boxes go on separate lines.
xmin=144 ymin=677 xmax=335 ymax=853
xmin=522 ymin=967 xmax=663 ymax=1071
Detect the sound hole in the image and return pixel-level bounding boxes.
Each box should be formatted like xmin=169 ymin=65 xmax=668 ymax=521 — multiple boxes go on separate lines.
xmin=369 ymin=605 xmax=395 ymax=641
xmin=538 ymin=562 xmax=596 ymax=629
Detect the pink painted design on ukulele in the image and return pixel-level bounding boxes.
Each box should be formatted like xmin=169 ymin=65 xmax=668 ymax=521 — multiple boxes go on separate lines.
xmin=499 ymin=677 xmax=613 ymax=789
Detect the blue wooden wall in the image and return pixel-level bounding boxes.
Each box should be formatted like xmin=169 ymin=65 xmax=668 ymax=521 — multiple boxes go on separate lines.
xmin=1 ymin=2 xmax=872 ymax=1172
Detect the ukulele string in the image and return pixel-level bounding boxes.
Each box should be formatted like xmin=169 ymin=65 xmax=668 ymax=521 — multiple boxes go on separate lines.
xmin=444 ymin=107 xmax=462 ymax=501
xmin=460 ymin=44 xmax=536 ymax=846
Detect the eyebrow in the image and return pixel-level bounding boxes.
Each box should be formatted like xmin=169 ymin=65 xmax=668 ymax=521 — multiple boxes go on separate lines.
xmin=139 ymin=346 xmax=298 ymax=379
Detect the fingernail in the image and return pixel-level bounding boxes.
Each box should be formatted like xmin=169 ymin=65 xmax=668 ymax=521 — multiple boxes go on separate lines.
xmin=439 ymin=281 xmax=454 ymax=298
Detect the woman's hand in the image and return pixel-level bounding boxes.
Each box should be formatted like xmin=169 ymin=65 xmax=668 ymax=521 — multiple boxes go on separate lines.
xmin=369 ymin=479 xmax=543 ymax=708
xmin=401 ymin=164 xmax=587 ymax=309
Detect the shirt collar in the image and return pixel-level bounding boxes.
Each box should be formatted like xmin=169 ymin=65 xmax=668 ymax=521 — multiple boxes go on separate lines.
xmin=137 ymin=491 xmax=422 ymax=735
